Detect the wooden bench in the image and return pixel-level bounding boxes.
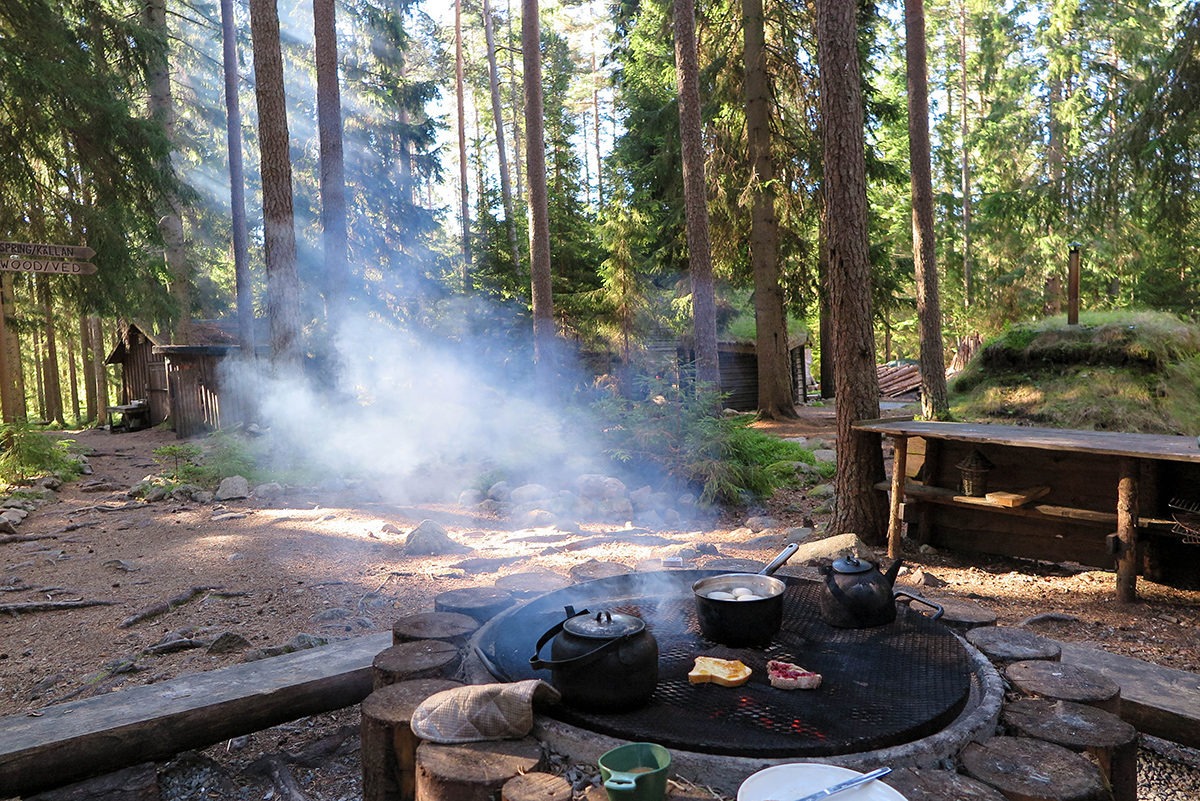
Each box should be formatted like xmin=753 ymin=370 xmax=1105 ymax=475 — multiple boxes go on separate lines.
xmin=106 ymin=401 xmax=151 ymax=432
xmin=854 ymin=419 xmax=1200 ymax=600
xmin=0 ymin=632 xmax=392 ymax=798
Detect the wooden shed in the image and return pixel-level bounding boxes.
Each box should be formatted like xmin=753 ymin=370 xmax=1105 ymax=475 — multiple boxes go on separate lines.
xmin=103 ymin=322 xmax=170 ymax=428
xmin=106 ymin=320 xmax=258 ymax=438
xmin=679 ymin=336 xmax=810 ymax=411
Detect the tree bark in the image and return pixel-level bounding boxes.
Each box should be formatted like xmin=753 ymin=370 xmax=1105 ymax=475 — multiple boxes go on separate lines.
xmin=38 ymin=277 xmax=64 ymax=425
xmin=314 ymin=0 xmax=350 ymax=320
xmin=744 ymin=0 xmax=795 ymax=419
xmin=905 ymin=0 xmax=949 ymax=421
xmin=90 ymin=316 xmax=108 ymax=414
xmin=959 ymin=0 xmax=972 ymax=307
xmin=673 ymin=0 xmax=720 ymax=392
xmin=456 ymin=0 xmax=472 ymax=282
xmin=0 ymin=274 xmax=20 ymax=423
xmin=145 ymin=0 xmax=190 ymax=342
xmin=816 ymin=0 xmax=887 ymax=543
xmin=483 ymin=0 xmax=521 ymax=272
xmin=79 ymin=314 xmax=96 ymax=424
xmin=220 ymin=0 xmax=255 ymax=358
xmin=523 ymin=0 xmax=556 ymax=370
xmin=249 ymin=0 xmax=303 ymax=372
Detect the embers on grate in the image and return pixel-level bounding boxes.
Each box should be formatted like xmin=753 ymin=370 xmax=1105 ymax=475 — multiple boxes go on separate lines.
xmin=473 ymin=571 xmax=972 ymax=758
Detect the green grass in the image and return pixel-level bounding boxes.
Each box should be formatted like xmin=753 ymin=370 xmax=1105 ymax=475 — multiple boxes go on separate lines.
xmin=950 ymin=311 xmax=1200 ymax=435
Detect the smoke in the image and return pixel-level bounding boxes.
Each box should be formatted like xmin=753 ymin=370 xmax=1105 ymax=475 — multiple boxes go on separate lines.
xmin=218 ymin=310 xmax=639 ymax=506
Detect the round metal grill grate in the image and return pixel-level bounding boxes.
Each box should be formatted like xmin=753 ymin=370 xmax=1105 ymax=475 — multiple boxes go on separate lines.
xmin=474 ymin=571 xmax=972 ymax=758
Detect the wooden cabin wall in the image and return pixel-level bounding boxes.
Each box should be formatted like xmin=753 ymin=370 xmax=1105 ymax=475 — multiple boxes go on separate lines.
xmin=120 ymin=329 xmax=169 ymax=426
xmin=166 ymin=356 xmax=221 ymax=438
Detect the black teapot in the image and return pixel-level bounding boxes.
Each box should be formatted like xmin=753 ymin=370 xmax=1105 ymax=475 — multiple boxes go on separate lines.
xmin=530 ymin=606 xmax=659 ymax=712
xmin=819 ymin=555 xmax=943 ymax=628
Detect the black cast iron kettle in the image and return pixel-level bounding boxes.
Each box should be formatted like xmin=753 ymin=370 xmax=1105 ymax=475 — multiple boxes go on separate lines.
xmin=529 ymin=606 xmax=659 ymax=712
xmin=819 ymin=555 xmax=944 ymax=628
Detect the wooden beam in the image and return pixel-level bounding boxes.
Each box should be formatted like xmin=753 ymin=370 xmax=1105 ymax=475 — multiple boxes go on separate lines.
xmin=887 ymin=435 xmax=907 ymax=559
xmin=0 ymin=632 xmax=392 ymax=798
xmin=1116 ymin=457 xmax=1139 ymax=603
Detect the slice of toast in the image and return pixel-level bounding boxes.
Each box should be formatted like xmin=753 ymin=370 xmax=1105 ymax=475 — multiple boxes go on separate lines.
xmin=688 ymin=656 xmax=752 ymax=687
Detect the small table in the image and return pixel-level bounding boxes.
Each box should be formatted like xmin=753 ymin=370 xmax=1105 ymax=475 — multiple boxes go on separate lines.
xmin=106 ymin=403 xmax=150 ymax=432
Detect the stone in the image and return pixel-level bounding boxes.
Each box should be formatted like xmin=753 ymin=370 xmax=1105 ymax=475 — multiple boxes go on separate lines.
xmin=812 ymin=448 xmax=837 ymax=463
xmin=405 ymin=520 xmax=469 ymax=555
xmin=213 ymin=475 xmax=250 ymax=501
xmin=252 ymin=482 xmax=284 ymax=499
xmin=458 ymin=488 xmax=486 ymax=506
xmin=807 ymin=483 xmax=836 ymax=499
xmin=575 ymin=474 xmax=627 ymax=501
xmin=487 ymin=481 xmax=513 ymax=501
xmin=744 ymin=515 xmax=779 ymax=532
xmin=207 ymin=632 xmax=252 ymax=654
xmin=791 ymin=532 xmax=877 ymax=565
xmin=510 ymin=484 xmax=551 ymax=504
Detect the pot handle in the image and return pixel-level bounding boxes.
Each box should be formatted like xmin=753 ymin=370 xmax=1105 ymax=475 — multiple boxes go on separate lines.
xmin=758 ymin=541 xmax=800 ymax=576
xmin=528 ymin=610 xmax=626 ymax=671
xmin=894 ymin=589 xmax=944 ymax=620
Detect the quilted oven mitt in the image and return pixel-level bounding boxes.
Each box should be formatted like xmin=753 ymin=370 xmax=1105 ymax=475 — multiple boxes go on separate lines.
xmin=410 ymin=679 xmax=561 ymax=743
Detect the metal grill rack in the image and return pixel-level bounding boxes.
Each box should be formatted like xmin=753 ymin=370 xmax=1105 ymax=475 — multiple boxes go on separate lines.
xmin=1169 ymin=498 xmax=1200 ymax=545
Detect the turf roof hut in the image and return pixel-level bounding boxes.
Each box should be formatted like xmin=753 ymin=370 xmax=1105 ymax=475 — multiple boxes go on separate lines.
xmin=106 ymin=320 xmax=257 ymax=437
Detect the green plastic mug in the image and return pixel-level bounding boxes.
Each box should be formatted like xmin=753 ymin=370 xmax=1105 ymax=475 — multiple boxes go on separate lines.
xmin=598 ymin=742 xmax=672 ymax=801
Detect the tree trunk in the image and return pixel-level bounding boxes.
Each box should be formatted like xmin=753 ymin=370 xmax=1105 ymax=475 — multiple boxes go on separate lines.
xmin=905 ymin=0 xmax=950 ymax=421
xmin=314 ymin=0 xmax=349 ymax=320
xmin=483 ymin=0 xmax=521 ymax=272
xmin=744 ymin=0 xmax=795 ymax=419
xmin=816 ymin=0 xmax=887 ymax=543
xmin=523 ymin=0 xmax=556 ymax=369
xmin=66 ymin=325 xmax=80 ymax=423
xmin=456 ymin=0 xmax=471 ymax=283
xmin=145 ymin=0 xmax=190 ymax=342
xmin=673 ymin=0 xmax=720 ymax=392
xmin=0 ymin=274 xmax=20 ymax=423
xmin=90 ymin=316 xmax=108 ymax=414
xmin=959 ymin=0 xmax=972 ymax=307
xmin=818 ymin=211 xmax=834 ymax=400
xmin=38 ymin=277 xmax=64 ymax=426
xmin=249 ymin=0 xmax=303 ymax=372
xmin=80 ymin=314 xmax=96 ymax=424
xmin=220 ymin=0 xmax=255 ymax=357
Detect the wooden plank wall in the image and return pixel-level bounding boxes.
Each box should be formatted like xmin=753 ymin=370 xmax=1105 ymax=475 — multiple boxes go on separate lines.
xmin=120 ymin=329 xmax=168 ymax=427
xmin=166 ymin=356 xmax=222 ymax=438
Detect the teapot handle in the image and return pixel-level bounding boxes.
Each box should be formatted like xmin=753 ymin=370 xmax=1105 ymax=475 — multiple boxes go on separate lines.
xmin=894 ymin=589 xmax=944 ymax=619
xmin=528 ymin=610 xmax=626 ymax=671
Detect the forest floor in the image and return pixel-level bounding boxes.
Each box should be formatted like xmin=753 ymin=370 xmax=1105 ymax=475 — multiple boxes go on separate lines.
xmin=2 ymin=406 xmax=1200 ymax=799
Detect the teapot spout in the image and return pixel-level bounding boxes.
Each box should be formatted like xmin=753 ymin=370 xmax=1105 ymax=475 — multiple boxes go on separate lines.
xmin=884 ymin=557 xmax=903 ymax=587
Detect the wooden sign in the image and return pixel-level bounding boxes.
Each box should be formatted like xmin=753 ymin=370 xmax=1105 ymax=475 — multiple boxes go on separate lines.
xmin=0 ymin=241 xmax=95 ymax=261
xmin=0 ymin=256 xmax=97 ymax=275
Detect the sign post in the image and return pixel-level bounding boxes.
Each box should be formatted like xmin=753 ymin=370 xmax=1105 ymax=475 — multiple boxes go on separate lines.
xmin=0 ymin=241 xmax=98 ymax=423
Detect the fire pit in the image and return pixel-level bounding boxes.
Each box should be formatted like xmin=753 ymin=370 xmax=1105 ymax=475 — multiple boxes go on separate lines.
xmin=473 ymin=571 xmax=981 ymax=759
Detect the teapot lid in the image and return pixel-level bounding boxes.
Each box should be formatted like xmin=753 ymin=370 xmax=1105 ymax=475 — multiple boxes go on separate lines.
xmin=562 ymin=610 xmax=645 ymax=639
xmin=831 ymin=555 xmax=875 ymax=574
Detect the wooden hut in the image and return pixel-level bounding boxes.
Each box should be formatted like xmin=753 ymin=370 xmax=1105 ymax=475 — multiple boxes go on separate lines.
xmin=106 ymin=320 xmax=259 ymax=437
xmin=103 ymin=322 xmax=169 ymax=429
xmin=679 ymin=336 xmax=810 ymax=411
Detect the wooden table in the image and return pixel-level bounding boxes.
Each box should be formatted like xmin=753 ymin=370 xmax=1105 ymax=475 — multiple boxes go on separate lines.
xmin=106 ymin=402 xmax=150 ymax=432
xmin=854 ymin=419 xmax=1200 ymax=601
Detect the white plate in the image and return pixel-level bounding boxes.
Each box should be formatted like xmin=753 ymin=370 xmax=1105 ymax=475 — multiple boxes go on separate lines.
xmin=737 ymin=764 xmax=907 ymax=801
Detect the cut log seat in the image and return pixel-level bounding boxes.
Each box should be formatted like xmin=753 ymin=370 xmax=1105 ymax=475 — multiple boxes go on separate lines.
xmin=961 ymin=737 xmax=1110 ymax=801
xmin=361 ymin=678 xmax=463 ymax=801
xmin=1001 ymin=698 xmax=1137 ymax=801
xmin=1006 ymin=660 xmax=1121 ymax=715
xmin=966 ymin=626 xmax=1061 ymax=664
xmin=372 ymin=640 xmax=462 ymax=688
xmin=392 ymin=612 xmax=480 ymax=646
xmin=881 ymin=766 xmax=1007 ymax=801
xmin=415 ymin=737 xmax=543 ymax=801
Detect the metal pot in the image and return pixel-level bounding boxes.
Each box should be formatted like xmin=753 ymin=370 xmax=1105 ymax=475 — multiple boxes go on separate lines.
xmin=529 ymin=606 xmax=659 ymax=712
xmin=819 ymin=555 xmax=944 ymax=628
xmin=691 ymin=542 xmax=799 ymax=647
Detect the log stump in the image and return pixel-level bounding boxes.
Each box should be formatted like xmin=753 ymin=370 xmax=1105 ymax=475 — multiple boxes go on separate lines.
xmin=434 ymin=587 xmax=516 ymax=623
xmin=1006 ymin=660 xmax=1121 ymax=715
xmin=392 ymin=612 xmax=480 ymax=646
xmin=929 ymin=597 xmax=998 ymax=632
xmin=360 ymin=678 xmax=463 ymax=801
xmin=494 ymin=571 xmax=571 ymax=599
xmin=966 ymin=626 xmax=1061 ymax=664
xmin=501 ymin=772 xmax=573 ymax=801
xmin=373 ymin=640 xmax=462 ymax=689
xmin=961 ymin=737 xmax=1109 ymax=801
xmin=882 ymin=767 xmax=1008 ymax=801
xmin=415 ymin=737 xmax=543 ymax=801
xmin=1001 ymin=698 xmax=1137 ymax=801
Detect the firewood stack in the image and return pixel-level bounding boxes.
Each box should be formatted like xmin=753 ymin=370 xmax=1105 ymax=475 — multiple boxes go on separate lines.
xmin=876 ymin=363 xmax=922 ymax=398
